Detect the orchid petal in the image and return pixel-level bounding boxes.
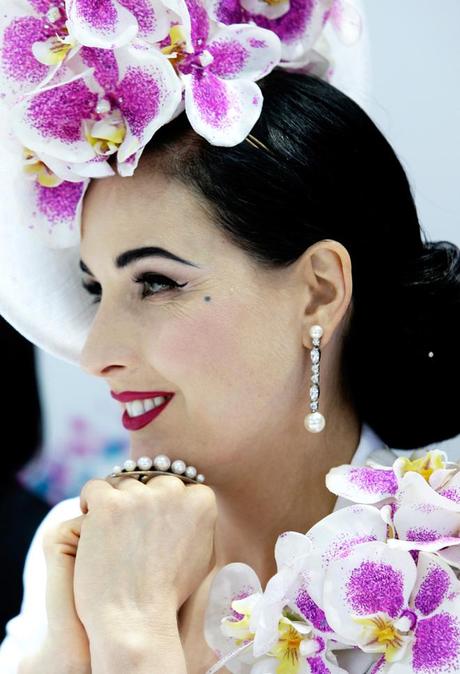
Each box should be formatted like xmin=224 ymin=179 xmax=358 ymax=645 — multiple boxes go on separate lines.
xmin=204 ymin=563 xmax=262 ymax=669
xmin=438 ymin=545 xmax=460 ymax=569
xmin=183 ymin=0 xmax=210 ymax=51
xmin=248 ymin=0 xmax=332 ymax=64
xmin=183 ymin=70 xmax=263 ymax=145
xmin=326 ymin=464 xmax=398 ymax=504
xmin=0 ymin=6 xmax=53 ymax=102
xmin=437 ymin=471 xmax=460 ymax=504
xmin=410 ymin=596 xmax=460 ymax=673
xmin=392 ymin=500 xmax=460 ymax=552
xmin=113 ymin=43 xmax=182 ymax=163
xmin=12 ymin=65 xmax=100 ymax=162
xmin=249 ymin=658 xmax=278 ymax=674
xmin=117 ymin=0 xmax=171 ymax=43
xmin=329 ymin=0 xmax=361 ymax=46
xmin=411 ymin=552 xmax=460 ymax=617
xmin=18 ymin=175 xmax=89 ymax=248
xmin=274 ymin=531 xmax=313 ymax=570
xmin=66 ymin=0 xmax=139 ymax=48
xmin=398 ymin=471 xmax=460 ymax=512
xmin=207 ymin=24 xmax=281 ymax=81
xmin=305 ymin=505 xmax=387 ymax=608
xmin=322 ymin=542 xmax=417 ymax=646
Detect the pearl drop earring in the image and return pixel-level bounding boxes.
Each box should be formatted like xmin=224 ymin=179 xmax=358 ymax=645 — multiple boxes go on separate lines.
xmin=304 ymin=324 xmax=326 ymax=433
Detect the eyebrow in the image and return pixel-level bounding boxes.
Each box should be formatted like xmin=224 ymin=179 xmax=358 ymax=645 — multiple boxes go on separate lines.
xmin=79 ymin=247 xmax=200 ymax=276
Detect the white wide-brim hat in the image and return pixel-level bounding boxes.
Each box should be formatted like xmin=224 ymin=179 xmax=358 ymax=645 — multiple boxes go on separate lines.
xmin=0 ymin=0 xmax=371 ymax=368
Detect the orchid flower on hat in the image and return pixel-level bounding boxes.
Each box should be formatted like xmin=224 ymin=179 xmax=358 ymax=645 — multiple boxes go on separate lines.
xmin=0 ymin=0 xmax=359 ymax=249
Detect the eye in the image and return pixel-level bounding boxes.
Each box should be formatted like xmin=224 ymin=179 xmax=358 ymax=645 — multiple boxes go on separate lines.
xmin=82 ymin=273 xmax=187 ymax=305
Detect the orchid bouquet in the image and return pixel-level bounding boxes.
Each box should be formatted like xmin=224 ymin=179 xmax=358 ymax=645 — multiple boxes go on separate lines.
xmin=203 ymin=449 xmax=460 ymax=673
xmin=0 ymin=0 xmax=360 ymax=248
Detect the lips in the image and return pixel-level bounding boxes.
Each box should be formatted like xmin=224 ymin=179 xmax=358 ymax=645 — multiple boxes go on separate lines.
xmin=121 ymin=395 xmax=174 ymax=431
xmin=111 ymin=390 xmax=173 ymax=402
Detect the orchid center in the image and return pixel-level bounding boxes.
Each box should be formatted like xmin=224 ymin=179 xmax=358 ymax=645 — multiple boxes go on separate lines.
xmin=354 ymin=611 xmax=416 ymax=662
xmin=400 ymin=451 xmax=445 ymax=482
xmin=84 ymin=110 xmax=126 ymax=156
xmin=22 ymin=148 xmax=62 ymax=188
xmin=267 ymin=615 xmax=320 ymax=674
xmin=160 ymin=25 xmax=189 ymax=68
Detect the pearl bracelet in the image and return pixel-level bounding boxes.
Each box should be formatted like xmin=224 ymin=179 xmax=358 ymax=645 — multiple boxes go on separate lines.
xmin=106 ymin=454 xmax=206 ymax=485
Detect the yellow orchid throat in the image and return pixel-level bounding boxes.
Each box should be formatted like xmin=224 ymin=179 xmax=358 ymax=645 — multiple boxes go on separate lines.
xmin=160 ymin=25 xmax=188 ymax=68
xmin=85 ymin=114 xmax=127 ymax=156
xmin=22 ymin=148 xmax=62 ymax=188
xmin=399 ymin=450 xmax=445 ymax=482
xmin=268 ymin=619 xmax=304 ymax=674
xmin=354 ymin=614 xmax=406 ymax=662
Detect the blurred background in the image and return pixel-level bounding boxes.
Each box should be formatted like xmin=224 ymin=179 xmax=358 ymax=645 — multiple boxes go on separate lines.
xmin=1 ymin=0 xmax=459 ymax=640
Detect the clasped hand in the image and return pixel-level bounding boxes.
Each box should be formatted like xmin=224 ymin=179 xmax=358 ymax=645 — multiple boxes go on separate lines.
xmin=41 ymin=473 xmax=217 ymax=659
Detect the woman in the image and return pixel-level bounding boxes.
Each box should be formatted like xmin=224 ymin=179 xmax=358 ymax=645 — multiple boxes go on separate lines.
xmin=0 ymin=68 xmax=458 ymax=674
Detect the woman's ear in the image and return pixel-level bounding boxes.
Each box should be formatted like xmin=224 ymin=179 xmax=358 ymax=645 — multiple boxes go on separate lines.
xmin=295 ymin=239 xmax=353 ymax=349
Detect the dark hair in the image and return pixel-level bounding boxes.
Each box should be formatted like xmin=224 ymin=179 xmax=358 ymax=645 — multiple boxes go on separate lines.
xmin=141 ymin=69 xmax=460 ymax=449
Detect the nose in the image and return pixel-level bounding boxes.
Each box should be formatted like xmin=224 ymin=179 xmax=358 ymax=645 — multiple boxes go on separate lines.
xmin=78 ymin=301 xmax=137 ymax=378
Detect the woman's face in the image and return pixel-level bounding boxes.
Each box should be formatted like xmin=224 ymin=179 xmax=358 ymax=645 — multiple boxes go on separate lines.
xmin=79 ymin=163 xmax=308 ymax=482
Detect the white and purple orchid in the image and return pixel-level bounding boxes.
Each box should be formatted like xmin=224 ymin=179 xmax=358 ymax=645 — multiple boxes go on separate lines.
xmin=326 ymin=449 xmax=460 ymax=569
xmin=318 ymin=542 xmax=460 ymax=673
xmin=204 ymin=448 xmax=460 ymax=674
xmin=0 ymin=0 xmax=297 ymax=245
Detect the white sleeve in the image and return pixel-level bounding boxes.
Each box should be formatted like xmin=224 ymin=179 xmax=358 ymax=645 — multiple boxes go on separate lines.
xmin=0 ymin=497 xmax=81 ymax=674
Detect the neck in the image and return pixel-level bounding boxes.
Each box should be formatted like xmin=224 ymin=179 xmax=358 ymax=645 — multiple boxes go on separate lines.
xmin=210 ymin=401 xmax=362 ymax=590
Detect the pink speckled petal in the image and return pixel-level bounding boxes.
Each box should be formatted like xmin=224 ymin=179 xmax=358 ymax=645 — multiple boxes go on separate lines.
xmin=183 ymin=0 xmax=209 ymax=51
xmin=392 ymin=499 xmax=460 ymax=552
xmin=326 ymin=464 xmax=398 ymax=505
xmin=118 ymin=0 xmax=171 ymax=42
xmin=66 ymin=0 xmax=139 ymax=48
xmin=261 ymin=0 xmax=332 ymax=64
xmin=19 ymin=175 xmax=90 ymax=248
xmin=411 ymin=553 xmax=460 ymax=618
xmin=409 ymin=595 xmax=460 ymax=673
xmin=207 ymin=24 xmax=281 ymax=81
xmin=0 ymin=5 xmax=52 ymax=102
xmin=323 ymin=542 xmax=417 ymax=647
xmin=113 ymin=43 xmax=182 ymax=163
xmin=204 ymin=562 xmax=261 ymax=670
xmin=183 ymin=70 xmax=263 ymax=145
xmin=305 ymin=505 xmax=387 ymax=608
xmin=12 ymin=71 xmax=99 ymax=162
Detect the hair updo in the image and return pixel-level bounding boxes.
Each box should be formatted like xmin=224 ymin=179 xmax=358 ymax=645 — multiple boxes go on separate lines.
xmin=140 ymin=69 xmax=460 ymax=450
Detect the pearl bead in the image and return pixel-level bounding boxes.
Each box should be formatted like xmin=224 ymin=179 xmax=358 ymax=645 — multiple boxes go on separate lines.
xmin=137 ymin=456 xmax=153 ymax=470
xmin=304 ymin=412 xmax=326 ymax=433
xmin=112 ymin=465 xmax=122 ymax=473
xmin=153 ymin=454 xmax=171 ymax=471
xmin=196 ymin=474 xmax=205 ymax=483
xmin=185 ymin=465 xmax=197 ymax=479
xmin=309 ymin=325 xmax=323 ymax=340
xmin=123 ymin=459 xmax=137 ymax=471
xmin=171 ymin=459 xmax=186 ymax=474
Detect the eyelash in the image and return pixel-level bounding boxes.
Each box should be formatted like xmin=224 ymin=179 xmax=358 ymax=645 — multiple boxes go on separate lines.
xmin=82 ymin=272 xmax=187 ymax=305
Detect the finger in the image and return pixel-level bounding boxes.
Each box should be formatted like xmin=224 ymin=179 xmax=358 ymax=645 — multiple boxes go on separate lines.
xmin=143 ymin=473 xmax=187 ymax=490
xmin=80 ymin=478 xmax=116 ymax=514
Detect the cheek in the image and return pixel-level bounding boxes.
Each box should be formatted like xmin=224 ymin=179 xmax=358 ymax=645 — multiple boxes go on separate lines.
xmin=147 ymin=297 xmax=298 ymax=421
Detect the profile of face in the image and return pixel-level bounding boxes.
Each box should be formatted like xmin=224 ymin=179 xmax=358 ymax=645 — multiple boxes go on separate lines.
xmin=79 ymin=159 xmax=350 ymax=484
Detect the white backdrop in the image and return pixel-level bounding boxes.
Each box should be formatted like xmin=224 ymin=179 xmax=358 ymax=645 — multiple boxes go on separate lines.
xmin=16 ymin=2 xmax=460 ymax=502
